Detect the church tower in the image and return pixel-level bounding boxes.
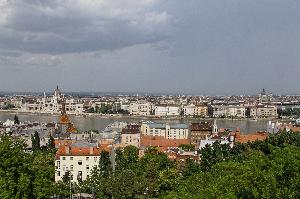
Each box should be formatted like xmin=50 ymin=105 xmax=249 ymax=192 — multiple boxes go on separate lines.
xmin=212 ymin=119 xmax=218 ymax=135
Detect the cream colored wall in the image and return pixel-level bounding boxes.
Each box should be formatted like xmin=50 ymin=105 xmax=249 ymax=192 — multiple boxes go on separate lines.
xmin=55 ymin=155 xmax=99 ymax=183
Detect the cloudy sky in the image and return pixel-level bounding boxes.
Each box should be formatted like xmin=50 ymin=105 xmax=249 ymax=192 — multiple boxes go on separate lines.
xmin=0 ymin=0 xmax=299 ymax=94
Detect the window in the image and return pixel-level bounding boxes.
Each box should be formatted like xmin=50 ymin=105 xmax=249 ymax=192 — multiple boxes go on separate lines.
xmin=78 ymin=171 xmax=82 ymax=181
xmin=57 ymin=171 xmax=60 ymax=176
xmin=78 ymin=160 xmax=82 ymax=165
xmin=57 ymin=161 xmax=60 ymax=169
xmin=70 ymin=165 xmax=74 ymax=171
xmin=94 ymin=157 xmax=97 ymax=162
xmin=86 ymin=165 xmax=89 ymax=170
xmin=70 ymin=157 xmax=73 ymax=160
xmin=62 ymin=157 xmax=66 ymax=160
xmin=86 ymin=157 xmax=89 ymax=161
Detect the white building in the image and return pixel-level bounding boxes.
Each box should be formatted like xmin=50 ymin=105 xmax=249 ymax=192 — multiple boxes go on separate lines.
xmin=55 ymin=142 xmax=102 ymax=183
xmin=129 ymin=101 xmax=152 ymax=116
xmin=21 ymin=86 xmax=84 ymax=114
xmin=212 ymin=105 xmax=246 ymax=118
xmin=141 ymin=122 xmax=189 ymax=139
xmin=154 ymin=105 xmax=181 ymax=117
xmin=183 ymin=104 xmax=196 ymax=116
xmin=199 ymin=139 xmax=230 ymax=150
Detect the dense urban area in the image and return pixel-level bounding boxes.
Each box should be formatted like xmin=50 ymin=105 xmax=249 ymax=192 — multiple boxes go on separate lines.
xmin=0 ymin=87 xmax=300 ymax=199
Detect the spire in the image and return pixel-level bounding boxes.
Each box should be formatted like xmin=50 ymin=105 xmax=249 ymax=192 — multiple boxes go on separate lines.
xmin=61 ymin=98 xmax=66 ymax=115
xmin=213 ymin=119 xmax=218 ymax=135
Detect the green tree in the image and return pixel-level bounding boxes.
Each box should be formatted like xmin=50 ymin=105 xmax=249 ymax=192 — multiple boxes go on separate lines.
xmin=14 ymin=114 xmax=20 ymax=125
xmin=31 ymin=152 xmax=56 ymax=198
xmin=98 ymin=150 xmax=112 ymax=178
xmin=47 ymin=135 xmax=55 ymax=150
xmin=109 ymin=170 xmax=142 ymax=199
xmin=0 ymin=135 xmax=33 ymax=199
xmin=31 ymin=131 xmax=41 ymax=152
xmin=115 ymin=148 xmax=126 ymax=172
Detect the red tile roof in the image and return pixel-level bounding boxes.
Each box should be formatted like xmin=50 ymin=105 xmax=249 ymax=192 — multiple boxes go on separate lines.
xmin=235 ymin=131 xmax=268 ymax=143
xmin=141 ymin=136 xmax=190 ymax=151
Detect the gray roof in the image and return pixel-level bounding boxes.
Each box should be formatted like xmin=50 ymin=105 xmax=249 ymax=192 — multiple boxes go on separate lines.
xmin=148 ymin=123 xmax=166 ymax=129
xmin=169 ymin=123 xmax=189 ymax=129
xmin=71 ymin=141 xmax=97 ymax=148
xmin=148 ymin=123 xmax=189 ymax=129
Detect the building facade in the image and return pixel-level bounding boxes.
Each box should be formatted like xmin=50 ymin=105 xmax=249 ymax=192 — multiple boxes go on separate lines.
xmin=129 ymin=101 xmax=152 ymax=116
xmin=121 ymin=124 xmax=141 ymax=147
xmin=154 ymin=105 xmax=181 ymax=116
xmin=190 ymin=122 xmax=213 ymax=146
xmin=250 ymin=105 xmax=278 ymax=118
xmin=55 ymin=142 xmax=101 ymax=183
xmin=141 ymin=122 xmax=189 ymax=139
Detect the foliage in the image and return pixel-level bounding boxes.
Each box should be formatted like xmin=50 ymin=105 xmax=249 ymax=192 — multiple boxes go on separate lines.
xmin=31 ymin=131 xmax=41 ymax=152
xmin=14 ymin=114 xmax=20 ymax=125
xmin=0 ymin=135 xmax=57 ymax=199
xmin=178 ymin=144 xmax=195 ymax=151
xmin=1 ymin=131 xmax=300 ymax=198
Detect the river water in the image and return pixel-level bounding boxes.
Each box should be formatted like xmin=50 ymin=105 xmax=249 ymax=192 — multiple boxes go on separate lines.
xmin=0 ymin=112 xmax=268 ymax=134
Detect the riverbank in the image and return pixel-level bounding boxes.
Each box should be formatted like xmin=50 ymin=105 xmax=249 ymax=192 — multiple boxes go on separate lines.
xmin=0 ymin=111 xmax=270 ymax=133
xmin=0 ymin=109 xmax=274 ymax=121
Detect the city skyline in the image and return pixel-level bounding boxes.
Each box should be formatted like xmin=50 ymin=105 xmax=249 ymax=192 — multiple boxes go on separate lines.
xmin=0 ymin=0 xmax=299 ymax=94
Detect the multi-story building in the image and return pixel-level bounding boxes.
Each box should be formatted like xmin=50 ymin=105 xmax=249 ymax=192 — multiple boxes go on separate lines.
xmin=21 ymin=86 xmax=84 ymax=114
xmin=195 ymin=105 xmax=208 ymax=117
xmin=121 ymin=124 xmax=141 ymax=147
xmin=211 ymin=105 xmax=246 ymax=118
xmin=55 ymin=141 xmax=102 ymax=183
xmin=183 ymin=104 xmax=196 ymax=116
xmin=250 ymin=105 xmax=278 ymax=118
xmin=129 ymin=101 xmax=152 ymax=116
xmin=190 ymin=122 xmax=214 ymax=146
xmin=154 ymin=105 xmax=181 ymax=116
xmin=141 ymin=122 xmax=189 ymax=139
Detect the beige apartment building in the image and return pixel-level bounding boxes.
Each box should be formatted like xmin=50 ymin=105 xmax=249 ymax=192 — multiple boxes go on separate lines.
xmin=250 ymin=105 xmax=278 ymax=118
xmin=141 ymin=122 xmax=189 ymax=139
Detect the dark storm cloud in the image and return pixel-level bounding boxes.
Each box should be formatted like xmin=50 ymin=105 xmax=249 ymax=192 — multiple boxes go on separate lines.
xmin=0 ymin=0 xmax=171 ymax=54
xmin=0 ymin=0 xmax=299 ymax=94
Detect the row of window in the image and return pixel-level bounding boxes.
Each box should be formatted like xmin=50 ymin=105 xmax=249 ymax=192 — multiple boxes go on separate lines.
xmin=61 ymin=156 xmax=98 ymax=162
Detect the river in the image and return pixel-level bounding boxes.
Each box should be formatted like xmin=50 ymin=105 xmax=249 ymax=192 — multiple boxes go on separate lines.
xmin=0 ymin=112 xmax=268 ymax=134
